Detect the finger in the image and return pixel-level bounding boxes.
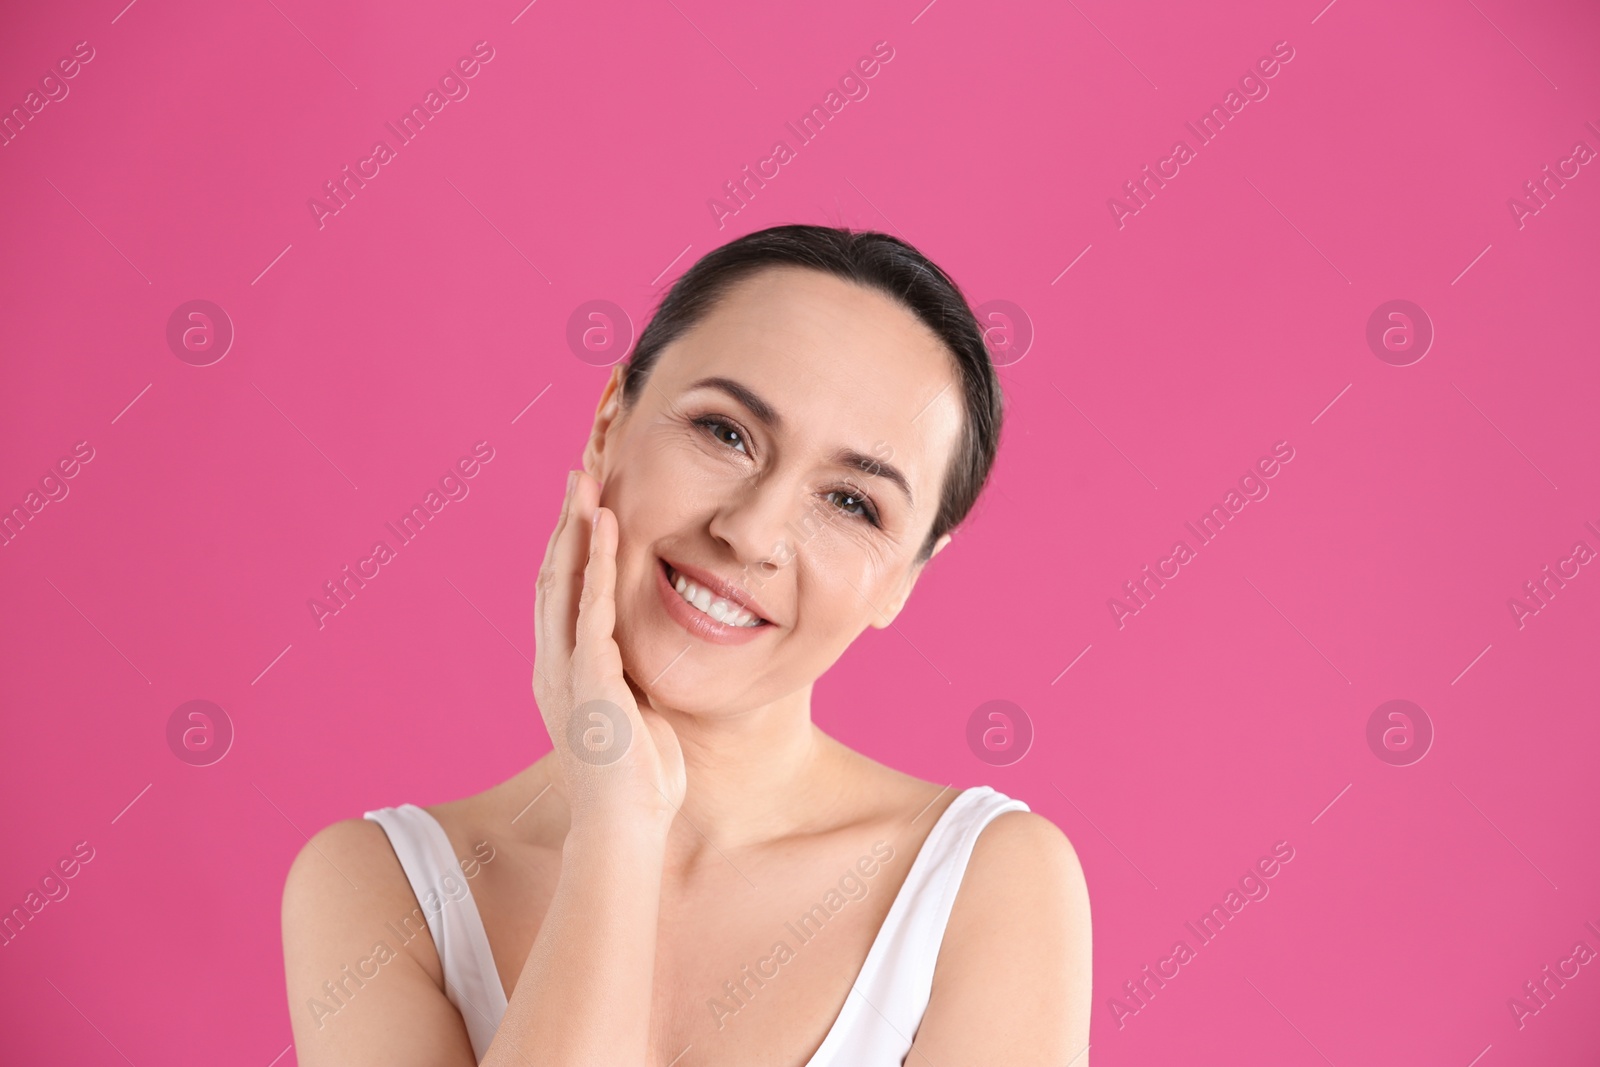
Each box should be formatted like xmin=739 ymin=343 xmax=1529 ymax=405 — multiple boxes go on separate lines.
xmin=543 ymin=470 xmax=600 ymax=668
xmin=534 ymin=470 xmax=582 ymax=686
xmin=572 ymin=504 xmax=625 ymax=686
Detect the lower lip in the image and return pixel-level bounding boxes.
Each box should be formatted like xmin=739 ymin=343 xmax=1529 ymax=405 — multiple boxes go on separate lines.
xmin=655 ymin=560 xmax=770 ymax=646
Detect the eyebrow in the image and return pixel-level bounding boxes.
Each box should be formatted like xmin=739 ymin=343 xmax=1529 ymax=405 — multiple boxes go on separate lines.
xmin=684 ymin=375 xmax=916 ymax=508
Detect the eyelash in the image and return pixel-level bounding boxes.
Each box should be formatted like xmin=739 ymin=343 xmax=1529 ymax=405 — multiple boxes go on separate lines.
xmin=693 ymin=415 xmax=883 ymax=528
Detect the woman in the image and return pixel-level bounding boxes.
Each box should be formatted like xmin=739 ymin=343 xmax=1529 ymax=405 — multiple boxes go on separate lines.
xmin=281 ymin=225 xmax=1092 ymax=1065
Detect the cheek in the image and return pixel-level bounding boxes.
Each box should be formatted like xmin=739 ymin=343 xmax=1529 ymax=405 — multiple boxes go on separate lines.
xmin=797 ymin=536 xmax=900 ymax=628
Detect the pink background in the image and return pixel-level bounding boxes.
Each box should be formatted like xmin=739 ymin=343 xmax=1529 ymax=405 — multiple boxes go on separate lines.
xmin=3 ymin=0 xmax=1598 ymax=1063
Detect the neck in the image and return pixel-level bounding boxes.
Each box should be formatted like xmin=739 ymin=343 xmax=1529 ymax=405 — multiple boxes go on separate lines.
xmin=523 ymin=685 xmax=849 ymax=859
xmin=661 ymin=685 xmax=840 ymax=851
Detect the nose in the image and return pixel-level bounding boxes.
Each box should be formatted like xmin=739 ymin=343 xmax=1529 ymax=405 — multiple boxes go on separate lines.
xmin=706 ymin=470 xmax=814 ymax=575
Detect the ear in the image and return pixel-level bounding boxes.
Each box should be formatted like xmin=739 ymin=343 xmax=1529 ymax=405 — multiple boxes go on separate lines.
xmin=580 ymin=364 xmax=628 ymax=479
xmin=869 ymin=531 xmax=954 ymax=630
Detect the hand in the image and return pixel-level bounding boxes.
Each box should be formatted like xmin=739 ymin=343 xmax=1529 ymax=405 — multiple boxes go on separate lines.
xmin=533 ymin=470 xmax=686 ymax=834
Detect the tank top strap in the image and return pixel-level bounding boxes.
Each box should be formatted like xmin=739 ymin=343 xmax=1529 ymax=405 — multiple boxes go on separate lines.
xmin=364 ymin=804 xmax=508 ymax=1061
xmin=807 ymin=785 xmax=1031 ymax=1065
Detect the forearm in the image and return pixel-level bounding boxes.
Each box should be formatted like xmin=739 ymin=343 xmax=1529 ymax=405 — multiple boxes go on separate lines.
xmin=481 ymin=820 xmax=667 ymax=1066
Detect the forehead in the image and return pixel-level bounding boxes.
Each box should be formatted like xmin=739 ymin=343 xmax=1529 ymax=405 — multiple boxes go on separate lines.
xmin=652 ymin=265 xmax=964 ymax=490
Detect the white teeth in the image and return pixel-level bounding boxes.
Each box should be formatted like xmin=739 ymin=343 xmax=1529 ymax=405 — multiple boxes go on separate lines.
xmin=667 ymin=566 xmax=761 ymax=627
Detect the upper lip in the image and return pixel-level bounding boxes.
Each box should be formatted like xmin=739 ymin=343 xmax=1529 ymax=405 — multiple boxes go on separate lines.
xmin=661 ymin=558 xmax=773 ymax=624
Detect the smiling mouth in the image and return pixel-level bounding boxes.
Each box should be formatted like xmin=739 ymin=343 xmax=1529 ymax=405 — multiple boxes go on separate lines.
xmin=661 ymin=561 xmax=768 ymax=628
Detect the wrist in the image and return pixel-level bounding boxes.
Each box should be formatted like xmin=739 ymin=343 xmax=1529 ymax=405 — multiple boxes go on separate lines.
xmin=564 ymin=810 xmax=673 ymax=853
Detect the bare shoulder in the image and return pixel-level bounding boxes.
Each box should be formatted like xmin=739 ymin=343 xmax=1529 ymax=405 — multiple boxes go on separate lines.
xmin=911 ymin=808 xmax=1093 ymax=1065
xmin=968 ymin=808 xmax=1089 ymax=896
xmin=281 ymin=817 xmax=476 ymax=1066
xmin=283 ymin=818 xmax=426 ymax=936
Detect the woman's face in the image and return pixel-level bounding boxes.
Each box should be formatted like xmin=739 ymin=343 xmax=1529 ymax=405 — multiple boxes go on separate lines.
xmin=584 ymin=265 xmax=966 ymax=717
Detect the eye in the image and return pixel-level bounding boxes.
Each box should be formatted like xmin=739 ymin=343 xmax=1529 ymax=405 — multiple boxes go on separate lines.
xmin=695 ymin=415 xmax=749 ymax=455
xmin=825 ymin=486 xmax=881 ymax=527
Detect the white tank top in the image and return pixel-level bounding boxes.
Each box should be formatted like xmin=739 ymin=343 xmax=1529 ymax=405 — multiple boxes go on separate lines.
xmin=365 ymin=785 xmax=1029 ymax=1064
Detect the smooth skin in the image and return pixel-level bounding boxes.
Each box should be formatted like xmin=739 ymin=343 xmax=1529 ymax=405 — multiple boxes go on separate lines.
xmin=282 ymin=266 xmax=1092 ymax=1066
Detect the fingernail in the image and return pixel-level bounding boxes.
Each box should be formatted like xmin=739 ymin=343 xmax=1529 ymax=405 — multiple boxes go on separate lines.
xmin=591 ymin=507 xmax=601 ymax=528
xmin=567 ymin=470 xmax=577 ymax=493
